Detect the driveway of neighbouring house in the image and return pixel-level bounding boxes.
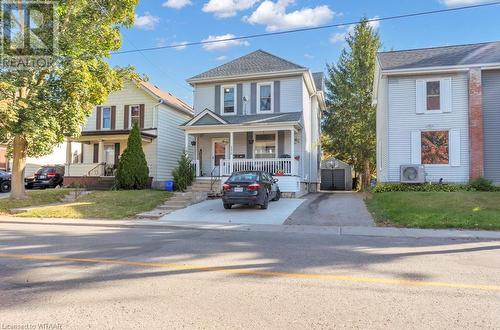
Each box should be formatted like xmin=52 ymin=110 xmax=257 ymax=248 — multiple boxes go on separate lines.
xmin=0 ymin=192 xmax=10 ymax=199
xmin=161 ymin=198 xmax=305 ymax=225
xmin=284 ymin=192 xmax=375 ymax=227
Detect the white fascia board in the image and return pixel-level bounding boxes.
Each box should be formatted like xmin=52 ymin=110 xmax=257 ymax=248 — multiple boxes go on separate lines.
xmin=381 ymin=62 xmax=500 ymax=76
xmin=179 ymin=122 xmax=302 ymax=134
xmin=186 ymin=69 xmax=308 ymax=85
xmin=185 ymin=109 xmax=227 ymax=126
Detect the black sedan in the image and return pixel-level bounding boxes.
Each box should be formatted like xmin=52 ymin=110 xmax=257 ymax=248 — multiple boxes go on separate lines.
xmin=222 ymin=171 xmax=281 ymax=210
xmin=25 ymin=165 xmax=64 ymax=189
xmin=0 ymin=170 xmax=11 ymax=193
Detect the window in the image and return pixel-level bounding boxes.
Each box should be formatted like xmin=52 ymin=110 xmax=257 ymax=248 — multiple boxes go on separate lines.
xmin=130 ymin=105 xmax=140 ymax=127
xmin=426 ymin=81 xmax=440 ymax=111
xmin=254 ymin=133 xmax=276 ymax=159
xmin=222 ymin=86 xmax=235 ymax=114
xmin=421 ymin=131 xmax=449 ymax=165
xmin=258 ymin=83 xmax=272 ymax=112
xmin=102 ymin=107 xmax=111 ymax=129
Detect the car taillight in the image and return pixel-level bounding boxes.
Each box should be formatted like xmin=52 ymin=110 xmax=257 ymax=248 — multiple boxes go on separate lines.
xmin=247 ymin=183 xmax=260 ymax=191
xmin=47 ymin=172 xmax=57 ymax=178
xmin=223 ymin=184 xmax=232 ymax=191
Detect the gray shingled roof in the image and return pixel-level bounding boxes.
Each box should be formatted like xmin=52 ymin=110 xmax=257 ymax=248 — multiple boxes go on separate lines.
xmin=378 ymin=41 xmax=500 ymax=71
xmin=312 ymin=72 xmax=324 ymax=91
xmin=184 ymin=111 xmax=302 ymax=126
xmin=188 ymin=50 xmax=306 ymax=81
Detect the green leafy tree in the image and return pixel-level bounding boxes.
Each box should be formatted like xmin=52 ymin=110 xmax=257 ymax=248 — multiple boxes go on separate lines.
xmin=115 ymin=123 xmax=149 ymax=189
xmin=322 ymin=18 xmax=380 ymax=189
xmin=0 ymin=0 xmax=139 ymax=199
xmin=172 ymin=153 xmax=195 ymax=192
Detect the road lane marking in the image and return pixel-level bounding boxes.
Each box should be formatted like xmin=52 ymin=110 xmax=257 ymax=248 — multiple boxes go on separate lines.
xmin=1 ymin=252 xmax=499 ymax=292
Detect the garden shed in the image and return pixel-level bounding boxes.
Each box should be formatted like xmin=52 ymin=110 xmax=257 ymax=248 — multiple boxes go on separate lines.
xmin=320 ymin=158 xmax=352 ymax=191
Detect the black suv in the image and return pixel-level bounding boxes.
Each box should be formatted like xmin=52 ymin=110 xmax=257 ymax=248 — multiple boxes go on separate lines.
xmin=0 ymin=170 xmax=11 ymax=193
xmin=26 ymin=165 xmax=65 ymax=189
xmin=222 ymin=171 xmax=281 ymax=210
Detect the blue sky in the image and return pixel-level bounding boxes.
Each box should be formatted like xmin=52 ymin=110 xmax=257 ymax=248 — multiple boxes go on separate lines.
xmin=108 ymin=0 xmax=500 ymax=104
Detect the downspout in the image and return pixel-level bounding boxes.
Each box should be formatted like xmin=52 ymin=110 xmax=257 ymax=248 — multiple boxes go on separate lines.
xmin=153 ymin=99 xmax=164 ymax=186
xmin=309 ymin=91 xmax=319 ymax=193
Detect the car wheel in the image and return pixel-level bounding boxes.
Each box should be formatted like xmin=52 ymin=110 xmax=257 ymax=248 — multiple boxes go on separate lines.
xmin=260 ymin=195 xmax=269 ymax=210
xmin=272 ymin=189 xmax=281 ymax=201
xmin=1 ymin=181 xmax=11 ymax=193
xmin=223 ymin=203 xmax=232 ymax=209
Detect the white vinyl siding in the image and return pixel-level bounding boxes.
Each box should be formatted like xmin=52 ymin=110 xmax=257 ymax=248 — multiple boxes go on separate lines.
xmin=193 ymin=84 xmax=215 ymax=115
xmin=387 ymin=73 xmax=469 ymax=183
xmin=376 ymin=75 xmax=389 ymax=182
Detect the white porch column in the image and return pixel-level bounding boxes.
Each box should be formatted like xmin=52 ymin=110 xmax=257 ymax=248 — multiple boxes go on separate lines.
xmin=290 ymin=129 xmax=295 ymax=175
xmin=229 ymin=131 xmax=234 ymax=174
xmin=65 ymin=140 xmax=72 ymax=164
xmin=184 ymin=132 xmax=189 ymax=153
xmin=98 ymin=141 xmax=105 ymax=163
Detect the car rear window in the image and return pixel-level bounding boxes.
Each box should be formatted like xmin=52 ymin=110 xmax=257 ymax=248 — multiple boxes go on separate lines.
xmin=227 ymin=172 xmax=260 ymax=183
xmin=36 ymin=167 xmax=56 ymax=174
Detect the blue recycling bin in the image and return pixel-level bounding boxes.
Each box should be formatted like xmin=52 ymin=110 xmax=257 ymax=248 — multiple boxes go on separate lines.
xmin=165 ymin=180 xmax=174 ymax=192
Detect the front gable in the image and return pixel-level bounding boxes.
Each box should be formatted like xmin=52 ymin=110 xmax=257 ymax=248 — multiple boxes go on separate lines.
xmin=184 ymin=108 xmax=227 ymax=126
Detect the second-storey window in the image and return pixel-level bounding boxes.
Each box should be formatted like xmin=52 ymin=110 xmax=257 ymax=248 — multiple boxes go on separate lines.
xmin=426 ymin=81 xmax=441 ymax=111
xmin=130 ymin=105 xmax=140 ymax=127
xmin=223 ymin=86 xmax=235 ymax=114
xmin=421 ymin=130 xmax=449 ymax=165
xmin=102 ymin=107 xmax=111 ymax=129
xmin=259 ymin=84 xmax=272 ymax=112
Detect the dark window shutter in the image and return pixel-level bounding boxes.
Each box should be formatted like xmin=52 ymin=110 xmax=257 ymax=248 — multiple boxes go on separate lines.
xmin=214 ymin=85 xmax=221 ymax=114
xmin=80 ymin=144 xmax=84 ymax=163
xmin=278 ymin=130 xmax=285 ymax=157
xmin=124 ymin=105 xmax=129 ymax=129
xmin=250 ymin=83 xmax=257 ymax=114
xmin=96 ymin=107 xmax=102 ymax=130
xmin=139 ymin=104 xmax=145 ymax=128
xmin=237 ymin=84 xmax=243 ymax=115
xmin=246 ymin=132 xmax=253 ymax=158
xmin=114 ymin=143 xmax=120 ymax=165
xmin=274 ymin=81 xmax=280 ymax=113
xmin=111 ymin=106 xmax=116 ymax=130
xmin=93 ymin=144 xmax=99 ymax=163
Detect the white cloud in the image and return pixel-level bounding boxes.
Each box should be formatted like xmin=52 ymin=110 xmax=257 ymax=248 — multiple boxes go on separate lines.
xmin=245 ymin=0 xmax=336 ymax=32
xmin=304 ymin=53 xmax=314 ymax=59
xmin=203 ymin=0 xmax=260 ymax=18
xmin=216 ymin=55 xmax=228 ymax=61
xmin=202 ymin=34 xmax=250 ymax=51
xmin=441 ymin=0 xmax=495 ymax=6
xmin=134 ymin=13 xmax=160 ymax=30
xmin=329 ymin=17 xmax=380 ymax=44
xmin=163 ymin=0 xmax=192 ymax=9
xmin=171 ymin=41 xmax=188 ymax=50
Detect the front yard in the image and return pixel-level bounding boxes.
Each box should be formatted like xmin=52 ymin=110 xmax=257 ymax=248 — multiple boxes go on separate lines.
xmin=0 ymin=189 xmax=171 ymax=219
xmin=367 ymin=192 xmax=500 ymax=231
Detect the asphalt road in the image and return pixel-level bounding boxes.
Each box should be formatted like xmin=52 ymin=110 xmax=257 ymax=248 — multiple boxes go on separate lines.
xmin=0 ymin=222 xmax=499 ymax=329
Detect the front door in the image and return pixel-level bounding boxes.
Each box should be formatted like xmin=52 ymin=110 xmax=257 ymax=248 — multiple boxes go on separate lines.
xmin=212 ymin=139 xmax=229 ymax=176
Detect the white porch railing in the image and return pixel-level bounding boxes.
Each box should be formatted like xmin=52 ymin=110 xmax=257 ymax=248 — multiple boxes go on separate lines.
xmin=220 ymin=158 xmax=294 ymax=176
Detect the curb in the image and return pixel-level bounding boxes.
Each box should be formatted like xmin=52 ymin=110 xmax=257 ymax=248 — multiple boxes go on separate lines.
xmin=1 ymin=216 xmax=500 ymax=240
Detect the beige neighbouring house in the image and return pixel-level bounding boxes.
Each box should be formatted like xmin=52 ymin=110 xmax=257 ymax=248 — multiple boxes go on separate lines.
xmin=183 ymin=50 xmax=326 ymax=197
xmin=64 ymin=79 xmax=193 ymax=189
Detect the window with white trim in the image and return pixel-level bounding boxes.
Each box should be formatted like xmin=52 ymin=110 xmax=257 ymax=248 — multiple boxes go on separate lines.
xmin=254 ymin=133 xmax=277 ymax=159
xmin=258 ymin=83 xmax=272 ymax=112
xmin=426 ymin=80 xmax=441 ymax=111
xmin=102 ymin=107 xmax=111 ymax=129
xmin=421 ymin=130 xmax=449 ymax=165
xmin=130 ymin=105 xmax=140 ymax=127
xmin=222 ymin=86 xmax=235 ymax=114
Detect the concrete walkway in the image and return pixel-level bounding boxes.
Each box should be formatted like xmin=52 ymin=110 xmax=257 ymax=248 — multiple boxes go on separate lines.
xmin=285 ymin=192 xmax=374 ymax=227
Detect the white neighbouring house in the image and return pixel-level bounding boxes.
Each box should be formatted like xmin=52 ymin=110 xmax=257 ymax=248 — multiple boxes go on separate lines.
xmin=182 ymin=50 xmax=326 ymax=196
xmin=374 ymin=41 xmax=500 ymax=184
xmin=64 ymin=79 xmax=193 ymax=188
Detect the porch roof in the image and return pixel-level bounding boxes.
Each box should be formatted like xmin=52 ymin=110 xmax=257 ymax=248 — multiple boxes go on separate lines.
xmin=182 ymin=109 xmax=302 ymax=128
xmin=69 ymin=129 xmax=157 ymax=143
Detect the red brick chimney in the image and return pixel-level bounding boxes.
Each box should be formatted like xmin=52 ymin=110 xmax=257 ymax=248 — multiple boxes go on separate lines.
xmin=468 ymin=68 xmax=484 ymax=179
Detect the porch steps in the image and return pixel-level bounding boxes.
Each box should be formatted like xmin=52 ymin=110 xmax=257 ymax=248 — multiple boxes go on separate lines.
xmin=135 ymin=190 xmax=208 ymax=220
xmin=191 ymin=179 xmax=222 ymax=197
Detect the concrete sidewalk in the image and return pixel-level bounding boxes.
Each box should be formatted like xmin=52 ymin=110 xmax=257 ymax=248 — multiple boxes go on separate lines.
xmin=1 ymin=216 xmax=500 ymax=240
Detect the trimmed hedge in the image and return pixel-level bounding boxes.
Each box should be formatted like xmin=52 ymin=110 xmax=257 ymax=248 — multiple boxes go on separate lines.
xmin=372 ymin=178 xmax=500 ymax=193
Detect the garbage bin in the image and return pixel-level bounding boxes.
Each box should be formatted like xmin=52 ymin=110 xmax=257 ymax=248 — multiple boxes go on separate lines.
xmin=165 ymin=180 xmax=174 ymax=192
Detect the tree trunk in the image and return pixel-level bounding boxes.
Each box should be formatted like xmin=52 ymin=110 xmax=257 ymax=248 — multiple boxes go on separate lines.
xmin=11 ymin=135 xmax=28 ymax=199
xmin=361 ymin=159 xmax=371 ymax=190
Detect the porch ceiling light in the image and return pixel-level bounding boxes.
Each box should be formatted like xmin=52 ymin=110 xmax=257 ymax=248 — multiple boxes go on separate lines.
xmin=248 ymin=139 xmax=254 ymax=145
xmin=191 ymin=140 xmax=196 ymax=146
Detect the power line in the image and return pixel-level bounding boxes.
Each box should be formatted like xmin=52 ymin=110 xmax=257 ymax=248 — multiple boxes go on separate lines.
xmin=112 ymin=1 xmax=500 ymax=55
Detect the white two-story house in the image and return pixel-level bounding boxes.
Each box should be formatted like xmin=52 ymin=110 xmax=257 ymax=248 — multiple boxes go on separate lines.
xmin=64 ymin=79 xmax=193 ymax=188
xmin=374 ymin=41 xmax=500 ymax=184
xmin=181 ymin=50 xmax=326 ymax=196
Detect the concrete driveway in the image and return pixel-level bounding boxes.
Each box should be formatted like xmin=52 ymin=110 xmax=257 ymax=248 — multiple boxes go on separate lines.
xmin=285 ymin=192 xmax=375 ymax=227
xmin=162 ymin=198 xmax=305 ymax=225
xmin=0 ymin=192 xmax=10 ymax=199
